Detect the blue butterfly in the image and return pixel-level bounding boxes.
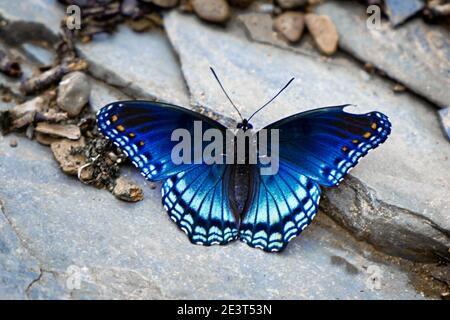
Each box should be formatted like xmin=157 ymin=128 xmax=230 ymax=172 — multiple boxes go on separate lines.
xmin=96 ymin=68 xmax=391 ymax=252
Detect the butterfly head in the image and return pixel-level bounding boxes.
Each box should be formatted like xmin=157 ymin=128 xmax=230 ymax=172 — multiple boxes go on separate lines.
xmin=237 ymin=119 xmax=253 ymax=131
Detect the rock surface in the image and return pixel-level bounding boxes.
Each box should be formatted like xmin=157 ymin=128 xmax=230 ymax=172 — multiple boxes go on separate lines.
xmin=384 ymin=0 xmax=424 ymax=27
xmin=0 ymin=135 xmax=428 ymax=299
xmin=78 ymin=26 xmax=190 ymax=107
xmin=0 ymin=0 xmax=64 ymax=37
xmin=164 ymin=11 xmax=450 ymax=262
xmin=316 ymin=1 xmax=450 ymax=108
xmin=57 ymin=72 xmax=91 ymax=117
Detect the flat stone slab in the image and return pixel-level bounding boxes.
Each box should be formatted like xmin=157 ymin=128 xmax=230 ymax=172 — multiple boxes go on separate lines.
xmin=0 ymin=135 xmax=426 ymax=299
xmin=164 ymin=11 xmax=450 ymax=262
xmin=316 ymin=1 xmax=450 ymax=109
xmin=78 ymin=26 xmax=190 ymax=107
xmin=0 ymin=0 xmax=64 ymax=38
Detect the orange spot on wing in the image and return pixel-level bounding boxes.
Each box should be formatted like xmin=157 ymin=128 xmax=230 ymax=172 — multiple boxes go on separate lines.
xmin=363 ymin=132 xmax=371 ymax=138
xmin=138 ymin=141 xmax=145 ymax=147
xmin=111 ymin=115 xmax=118 ymax=122
xmin=352 ymin=139 xmax=359 ymax=144
xmin=129 ymin=132 xmax=136 ymax=138
xmin=371 ymin=122 xmax=377 ymax=130
xmin=116 ymin=125 xmax=125 ymax=132
xmin=341 ymin=146 xmax=348 ymax=152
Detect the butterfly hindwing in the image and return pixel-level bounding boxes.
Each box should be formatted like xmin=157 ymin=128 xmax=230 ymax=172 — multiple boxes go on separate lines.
xmin=162 ymin=164 xmax=239 ymax=245
xmin=239 ymin=163 xmax=320 ymax=252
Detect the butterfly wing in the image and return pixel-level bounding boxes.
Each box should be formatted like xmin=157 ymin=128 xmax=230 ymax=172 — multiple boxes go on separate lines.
xmin=239 ymin=164 xmax=320 ymax=252
xmin=97 ymin=101 xmax=239 ymax=245
xmin=266 ymin=104 xmax=392 ymax=187
xmin=239 ymin=105 xmax=391 ymax=252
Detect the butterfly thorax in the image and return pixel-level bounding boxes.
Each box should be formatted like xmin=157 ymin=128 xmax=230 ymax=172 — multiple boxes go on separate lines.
xmin=237 ymin=119 xmax=253 ymax=131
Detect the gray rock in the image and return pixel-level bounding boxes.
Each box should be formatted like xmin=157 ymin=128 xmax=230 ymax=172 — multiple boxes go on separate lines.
xmin=438 ymin=107 xmax=450 ymax=140
xmin=315 ymin=1 xmax=450 ymax=108
xmin=57 ymin=72 xmax=91 ymax=117
xmin=0 ymin=135 xmax=428 ymax=299
xmin=78 ymin=26 xmax=190 ymax=107
xmin=164 ymin=11 xmax=450 ymax=261
xmin=0 ymin=0 xmax=64 ymax=38
xmin=384 ymin=0 xmax=425 ymax=27
xmin=22 ymin=43 xmax=54 ymax=66
xmin=0 ymin=198 xmax=41 ymax=299
xmin=89 ymin=77 xmax=130 ymax=113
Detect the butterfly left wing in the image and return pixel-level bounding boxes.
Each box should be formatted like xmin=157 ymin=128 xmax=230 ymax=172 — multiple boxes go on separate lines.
xmin=239 ymin=105 xmax=391 ymax=252
xmin=97 ymin=101 xmax=239 ymax=246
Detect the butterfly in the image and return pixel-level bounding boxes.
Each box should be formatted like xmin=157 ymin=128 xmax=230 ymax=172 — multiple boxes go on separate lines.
xmin=96 ymin=68 xmax=391 ymax=252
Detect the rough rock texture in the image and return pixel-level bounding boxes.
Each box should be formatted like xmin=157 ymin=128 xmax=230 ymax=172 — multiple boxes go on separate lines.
xmin=78 ymin=26 xmax=190 ymax=107
xmin=0 ymin=0 xmax=64 ymax=37
xmin=384 ymin=0 xmax=424 ymax=27
xmin=316 ymin=1 xmax=450 ymax=108
xmin=165 ymin=11 xmax=450 ymax=262
xmin=0 ymin=136 xmax=428 ymax=299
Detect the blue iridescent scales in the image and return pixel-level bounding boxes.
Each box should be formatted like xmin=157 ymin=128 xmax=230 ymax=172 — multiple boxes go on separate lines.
xmin=97 ymin=101 xmax=391 ymax=252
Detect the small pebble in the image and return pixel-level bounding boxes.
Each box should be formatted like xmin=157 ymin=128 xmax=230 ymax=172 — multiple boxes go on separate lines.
xmin=113 ymin=176 xmax=144 ymax=202
xmin=276 ymin=0 xmax=307 ymax=9
xmin=9 ymin=138 xmax=17 ymax=148
xmin=273 ymin=12 xmax=305 ymax=43
xmin=57 ymin=71 xmax=91 ymax=117
xmin=192 ymin=0 xmax=230 ymax=23
xmin=305 ymin=13 xmax=339 ymax=55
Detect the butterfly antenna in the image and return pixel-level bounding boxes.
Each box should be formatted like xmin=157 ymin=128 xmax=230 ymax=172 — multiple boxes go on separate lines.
xmin=247 ymin=77 xmax=295 ymax=122
xmin=210 ymin=67 xmax=244 ymax=122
